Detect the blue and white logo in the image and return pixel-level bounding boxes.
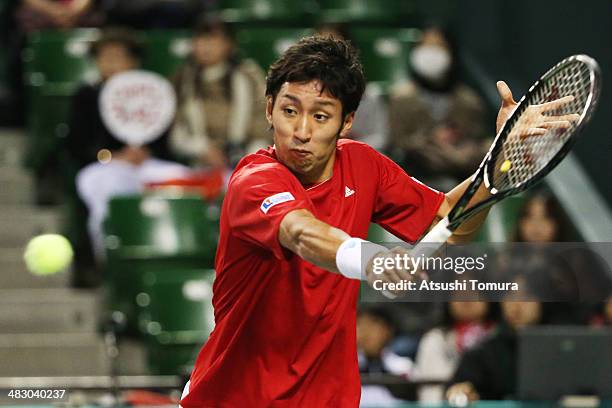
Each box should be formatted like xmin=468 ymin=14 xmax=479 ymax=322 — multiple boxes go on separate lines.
xmin=260 ymin=192 xmax=295 ymax=214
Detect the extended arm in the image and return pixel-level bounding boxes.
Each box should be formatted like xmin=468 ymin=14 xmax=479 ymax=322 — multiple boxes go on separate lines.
xmin=278 ymin=209 xmax=419 ymax=295
xmin=278 ymin=209 xmax=349 ymax=274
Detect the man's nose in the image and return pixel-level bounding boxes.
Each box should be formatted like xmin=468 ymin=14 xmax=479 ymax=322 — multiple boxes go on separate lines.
xmin=293 ymin=115 xmax=311 ymax=143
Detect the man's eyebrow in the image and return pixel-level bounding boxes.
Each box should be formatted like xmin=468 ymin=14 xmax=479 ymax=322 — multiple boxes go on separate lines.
xmin=280 ymin=94 xmax=301 ymax=104
xmin=313 ymin=100 xmax=336 ymax=108
xmin=280 ymin=94 xmax=336 ymax=108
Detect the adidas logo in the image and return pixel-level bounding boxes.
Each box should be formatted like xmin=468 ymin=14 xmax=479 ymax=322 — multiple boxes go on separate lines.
xmin=345 ymin=186 xmax=355 ymax=197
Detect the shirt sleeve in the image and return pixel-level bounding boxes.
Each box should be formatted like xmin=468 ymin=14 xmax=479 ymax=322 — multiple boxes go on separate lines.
xmin=226 ymin=164 xmax=313 ymax=259
xmin=371 ymin=149 xmax=446 ymax=244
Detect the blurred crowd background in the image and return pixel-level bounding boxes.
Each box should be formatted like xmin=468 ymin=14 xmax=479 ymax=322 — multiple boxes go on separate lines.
xmin=0 ymin=0 xmax=611 ymax=406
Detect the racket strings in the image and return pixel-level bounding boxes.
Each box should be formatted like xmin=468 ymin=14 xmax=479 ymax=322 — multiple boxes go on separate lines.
xmin=491 ymin=60 xmax=592 ymax=191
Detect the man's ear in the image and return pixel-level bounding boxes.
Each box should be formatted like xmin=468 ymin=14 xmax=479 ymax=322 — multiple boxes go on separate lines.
xmin=339 ymin=112 xmax=355 ymax=138
xmin=266 ymin=96 xmax=274 ymax=125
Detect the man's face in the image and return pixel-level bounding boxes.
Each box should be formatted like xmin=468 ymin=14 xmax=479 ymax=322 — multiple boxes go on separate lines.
xmin=266 ymin=80 xmax=353 ymax=184
xmin=95 ymin=43 xmax=138 ymax=81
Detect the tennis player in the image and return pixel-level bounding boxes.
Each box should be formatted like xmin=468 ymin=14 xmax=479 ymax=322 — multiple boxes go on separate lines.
xmin=180 ymin=35 xmax=521 ymax=407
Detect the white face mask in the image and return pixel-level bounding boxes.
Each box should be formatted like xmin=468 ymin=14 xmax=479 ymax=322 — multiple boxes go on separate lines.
xmin=410 ymin=45 xmax=452 ymax=82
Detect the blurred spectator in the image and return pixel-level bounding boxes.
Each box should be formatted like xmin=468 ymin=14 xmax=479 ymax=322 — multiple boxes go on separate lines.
xmin=16 ymin=0 xmax=103 ymax=32
xmin=388 ymin=24 xmax=489 ymax=191
xmin=68 ymin=28 xmax=189 ymax=260
xmin=357 ymin=307 xmax=413 ymax=406
xmin=414 ymin=301 xmax=497 ymax=403
xmin=102 ymin=0 xmax=213 ymax=29
xmin=170 ymin=18 xmax=269 ymax=169
xmin=357 ymin=307 xmax=413 ymax=376
xmin=513 ymin=190 xmax=573 ymax=242
xmin=446 ymin=291 xmax=550 ymax=401
xmin=505 ymin=191 xmax=607 ymax=321
xmin=65 ymin=28 xmax=174 ymax=170
xmin=316 ymin=23 xmax=389 ymax=150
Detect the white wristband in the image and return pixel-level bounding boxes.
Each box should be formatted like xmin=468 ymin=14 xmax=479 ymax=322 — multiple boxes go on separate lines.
xmin=336 ymin=238 xmax=388 ymax=280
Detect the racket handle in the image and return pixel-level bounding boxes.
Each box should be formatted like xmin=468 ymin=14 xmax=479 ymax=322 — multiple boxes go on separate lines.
xmin=411 ymin=217 xmax=452 ymax=258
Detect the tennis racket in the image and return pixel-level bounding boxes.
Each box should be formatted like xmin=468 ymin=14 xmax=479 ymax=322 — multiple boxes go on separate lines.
xmin=412 ymin=54 xmax=601 ymax=256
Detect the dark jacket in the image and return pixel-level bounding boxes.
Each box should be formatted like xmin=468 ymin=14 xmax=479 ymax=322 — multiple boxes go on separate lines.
xmin=449 ymin=324 xmax=517 ymax=399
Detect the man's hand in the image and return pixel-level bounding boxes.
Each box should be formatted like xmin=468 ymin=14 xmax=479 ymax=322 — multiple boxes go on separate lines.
xmin=508 ymin=96 xmax=579 ymax=141
xmin=364 ymin=246 xmax=428 ymax=297
xmin=495 ymin=81 xmax=580 ymax=137
xmin=447 ymin=381 xmax=480 ymax=405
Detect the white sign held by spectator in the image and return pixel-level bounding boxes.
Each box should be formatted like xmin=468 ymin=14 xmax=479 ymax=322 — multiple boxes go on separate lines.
xmin=99 ymin=70 xmax=176 ymax=146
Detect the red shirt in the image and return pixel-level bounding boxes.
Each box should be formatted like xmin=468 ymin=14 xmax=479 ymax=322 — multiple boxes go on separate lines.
xmin=181 ymin=139 xmax=445 ymax=408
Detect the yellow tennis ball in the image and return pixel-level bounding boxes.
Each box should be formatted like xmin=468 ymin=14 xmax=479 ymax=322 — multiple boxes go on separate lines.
xmin=500 ymin=160 xmax=512 ymax=173
xmin=23 ymin=234 xmax=73 ymax=276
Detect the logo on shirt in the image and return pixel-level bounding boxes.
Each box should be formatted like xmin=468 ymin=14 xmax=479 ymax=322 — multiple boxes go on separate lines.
xmin=260 ymin=192 xmax=295 ymax=214
xmin=345 ymin=186 xmax=355 ymax=198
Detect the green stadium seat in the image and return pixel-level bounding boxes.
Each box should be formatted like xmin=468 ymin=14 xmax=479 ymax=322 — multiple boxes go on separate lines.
xmin=235 ymin=27 xmax=315 ymax=71
xmin=141 ymin=30 xmax=192 ymax=78
xmin=23 ymin=30 xmax=100 ymax=171
xmin=349 ymin=27 xmax=419 ymax=92
xmin=220 ymin=0 xmax=317 ymax=23
xmin=138 ymin=268 xmax=215 ymax=375
xmin=104 ymin=194 xmax=221 ymax=334
xmin=318 ymin=0 xmax=415 ymax=24
xmin=23 ymin=29 xmax=100 ymax=85
xmin=23 ymin=87 xmax=73 ymax=170
xmin=105 ymin=194 xmax=220 ymax=260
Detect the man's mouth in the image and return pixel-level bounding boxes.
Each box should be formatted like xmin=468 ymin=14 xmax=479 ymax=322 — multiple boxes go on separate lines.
xmin=290 ymin=149 xmax=312 ymax=158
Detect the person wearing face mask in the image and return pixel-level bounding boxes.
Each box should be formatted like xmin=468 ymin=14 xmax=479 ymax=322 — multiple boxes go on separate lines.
xmin=170 ymin=17 xmax=270 ymax=170
xmin=388 ymin=25 xmax=490 ymax=191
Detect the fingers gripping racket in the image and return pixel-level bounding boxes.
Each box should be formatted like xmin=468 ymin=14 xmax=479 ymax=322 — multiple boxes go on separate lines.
xmin=412 ymin=54 xmax=601 ymax=256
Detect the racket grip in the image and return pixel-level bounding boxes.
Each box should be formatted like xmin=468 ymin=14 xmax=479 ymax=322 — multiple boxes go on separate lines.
xmin=411 ymin=217 xmax=452 ymax=258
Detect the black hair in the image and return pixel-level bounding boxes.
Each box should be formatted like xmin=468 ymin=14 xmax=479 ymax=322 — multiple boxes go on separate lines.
xmin=89 ymin=28 xmax=143 ymax=60
xmin=358 ymin=306 xmax=398 ymax=334
xmin=193 ymin=15 xmax=235 ymax=41
xmin=514 ymin=189 xmax=573 ymax=242
xmin=265 ymin=35 xmax=366 ymax=118
xmin=315 ymin=22 xmax=352 ymax=43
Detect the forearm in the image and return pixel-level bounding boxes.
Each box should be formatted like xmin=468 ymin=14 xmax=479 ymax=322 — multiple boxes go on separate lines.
xmin=279 ymin=209 xmax=350 ymax=273
xmin=25 ymin=0 xmax=59 ymax=14
xmin=444 ymin=175 xmax=492 ymax=244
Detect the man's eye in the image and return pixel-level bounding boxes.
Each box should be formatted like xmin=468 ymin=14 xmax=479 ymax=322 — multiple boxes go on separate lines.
xmin=283 ymin=108 xmax=296 ymax=116
xmin=314 ymin=114 xmax=328 ymax=121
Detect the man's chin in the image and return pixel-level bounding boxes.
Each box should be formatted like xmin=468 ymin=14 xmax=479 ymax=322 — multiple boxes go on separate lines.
xmin=283 ymin=159 xmax=313 ymax=175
